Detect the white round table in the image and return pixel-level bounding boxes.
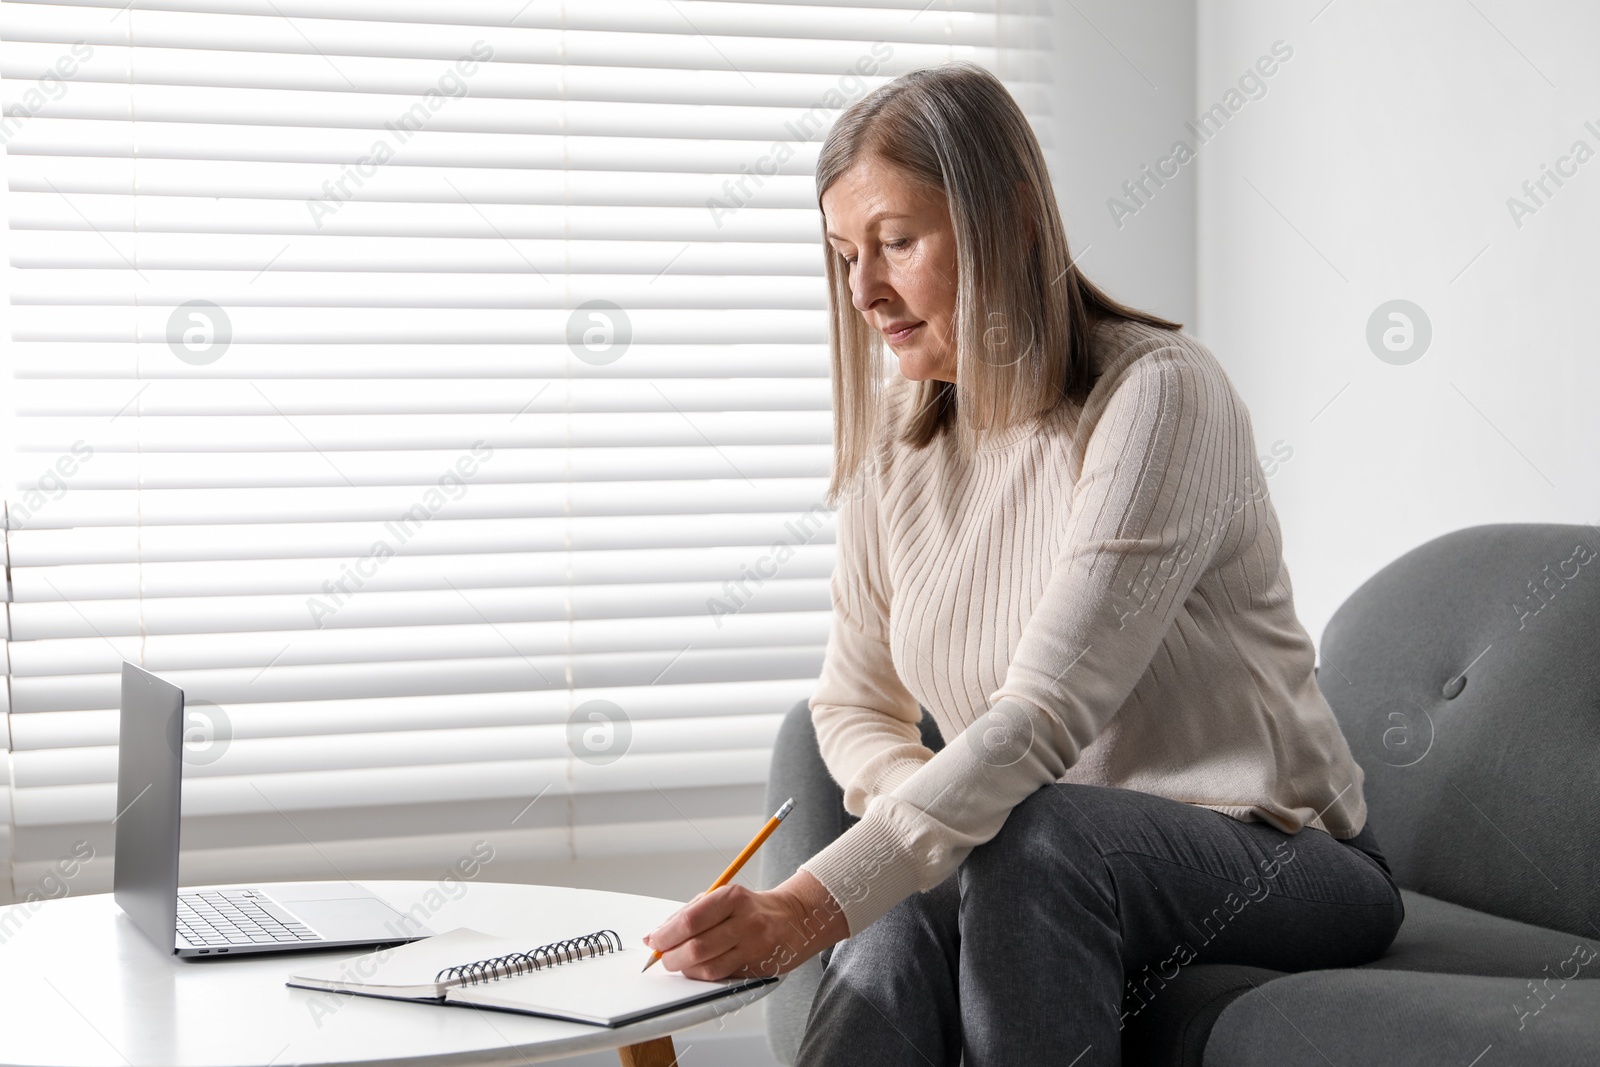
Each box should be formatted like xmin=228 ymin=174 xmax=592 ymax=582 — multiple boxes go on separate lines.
xmin=0 ymin=880 xmax=778 ymax=1066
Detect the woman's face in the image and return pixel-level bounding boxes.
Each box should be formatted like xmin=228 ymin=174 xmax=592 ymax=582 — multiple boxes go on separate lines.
xmin=821 ymin=155 xmax=959 ymax=384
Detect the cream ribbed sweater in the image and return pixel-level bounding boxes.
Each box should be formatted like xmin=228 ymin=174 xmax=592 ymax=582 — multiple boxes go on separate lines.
xmin=798 ymin=317 xmax=1368 ymax=936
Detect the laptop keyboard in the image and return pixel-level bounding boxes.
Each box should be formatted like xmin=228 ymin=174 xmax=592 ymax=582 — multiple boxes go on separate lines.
xmin=177 ymin=888 xmax=322 ymax=948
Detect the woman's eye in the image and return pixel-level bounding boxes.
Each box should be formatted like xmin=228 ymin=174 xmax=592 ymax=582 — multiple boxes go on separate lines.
xmin=885 ymin=239 xmax=909 ymax=251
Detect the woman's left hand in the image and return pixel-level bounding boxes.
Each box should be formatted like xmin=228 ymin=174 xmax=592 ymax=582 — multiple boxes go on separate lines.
xmin=642 ymin=870 xmax=849 ymax=981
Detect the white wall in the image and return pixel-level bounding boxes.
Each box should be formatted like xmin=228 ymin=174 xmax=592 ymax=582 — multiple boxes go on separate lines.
xmin=1196 ymin=0 xmax=1600 ymax=644
xmin=1042 ymin=0 xmax=1198 ymax=329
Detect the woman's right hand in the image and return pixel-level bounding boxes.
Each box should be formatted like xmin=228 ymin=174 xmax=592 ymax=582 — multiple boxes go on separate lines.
xmin=641 ymin=869 xmax=848 ymax=981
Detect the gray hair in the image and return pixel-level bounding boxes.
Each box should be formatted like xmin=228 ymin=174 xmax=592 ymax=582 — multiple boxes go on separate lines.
xmin=816 ymin=62 xmax=1181 ymax=506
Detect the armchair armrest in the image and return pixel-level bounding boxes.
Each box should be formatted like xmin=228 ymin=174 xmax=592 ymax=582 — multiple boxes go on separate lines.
xmin=760 ymin=696 xmax=944 ymax=1065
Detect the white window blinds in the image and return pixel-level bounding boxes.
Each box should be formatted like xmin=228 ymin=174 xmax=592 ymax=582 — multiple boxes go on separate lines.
xmin=0 ymin=0 xmax=1036 ymax=901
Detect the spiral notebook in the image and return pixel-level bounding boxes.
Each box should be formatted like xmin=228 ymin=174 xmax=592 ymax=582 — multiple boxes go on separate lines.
xmin=286 ymin=926 xmax=775 ymax=1027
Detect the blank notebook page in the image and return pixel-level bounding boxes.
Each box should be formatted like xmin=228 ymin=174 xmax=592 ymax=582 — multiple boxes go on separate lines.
xmin=444 ymin=944 xmax=764 ymax=1027
xmin=287 ymin=928 xmax=526 ymax=998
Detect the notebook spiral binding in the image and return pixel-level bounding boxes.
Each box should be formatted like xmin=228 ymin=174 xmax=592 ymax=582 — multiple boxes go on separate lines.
xmin=434 ymin=929 xmax=624 ymax=987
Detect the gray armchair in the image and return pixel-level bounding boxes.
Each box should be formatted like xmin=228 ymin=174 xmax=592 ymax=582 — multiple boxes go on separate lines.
xmin=762 ymin=523 xmax=1600 ymax=1065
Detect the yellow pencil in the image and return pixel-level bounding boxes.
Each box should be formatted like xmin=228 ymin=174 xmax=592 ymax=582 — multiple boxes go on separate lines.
xmin=642 ymin=797 xmax=796 ymax=972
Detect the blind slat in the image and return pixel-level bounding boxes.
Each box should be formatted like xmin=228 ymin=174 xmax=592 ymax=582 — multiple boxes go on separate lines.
xmin=3 ymin=156 xmax=822 ymax=207
xmin=6 ymin=513 xmax=841 ymax=564
xmin=8 ymin=448 xmax=835 ymax=493
xmin=0 ymin=9 xmax=991 ymax=71
xmin=10 ymin=678 xmax=817 ymax=748
xmin=14 ymin=713 xmax=786 ymax=787
xmin=6 ymin=343 xmax=831 ymax=377
xmin=9 ymin=646 xmax=828 ymax=711
xmin=7 ymin=588 xmax=831 ymax=644
xmin=12 ymin=270 xmax=823 ymax=305
xmin=13 ymin=545 xmax=835 ymax=599
xmin=6 ymin=233 xmax=827 ymax=277
xmin=1 ymin=81 xmax=906 ymax=141
xmin=13 ymin=748 xmax=778 ymax=825
xmin=4 ymin=0 xmax=1000 ymax=38
xmin=0 ymin=38 xmax=934 ymax=107
xmin=11 ymin=379 xmax=833 ymax=415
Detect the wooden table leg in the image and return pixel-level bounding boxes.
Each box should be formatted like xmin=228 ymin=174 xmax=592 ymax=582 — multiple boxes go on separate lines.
xmin=617 ymin=1036 xmax=677 ymax=1067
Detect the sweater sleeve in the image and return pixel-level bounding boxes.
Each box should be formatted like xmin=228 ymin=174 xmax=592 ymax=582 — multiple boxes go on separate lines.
xmin=808 ymin=456 xmax=936 ymax=818
xmin=800 ymin=349 xmax=1258 ymax=934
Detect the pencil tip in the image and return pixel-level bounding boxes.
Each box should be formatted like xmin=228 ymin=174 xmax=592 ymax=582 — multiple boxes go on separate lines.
xmin=641 ymin=957 xmax=656 ymax=972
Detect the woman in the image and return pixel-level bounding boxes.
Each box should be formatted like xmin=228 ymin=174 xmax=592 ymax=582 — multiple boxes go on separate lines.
xmin=643 ymin=63 xmax=1404 ymax=1065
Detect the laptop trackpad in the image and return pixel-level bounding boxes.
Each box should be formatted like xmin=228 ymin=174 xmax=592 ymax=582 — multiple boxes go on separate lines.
xmin=287 ymin=897 xmax=412 ymax=938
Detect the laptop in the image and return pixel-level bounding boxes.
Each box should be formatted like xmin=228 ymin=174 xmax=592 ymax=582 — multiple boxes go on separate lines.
xmin=114 ymin=662 xmax=434 ymax=957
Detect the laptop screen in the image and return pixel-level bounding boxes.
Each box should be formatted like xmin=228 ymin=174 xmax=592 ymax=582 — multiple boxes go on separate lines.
xmin=113 ymin=662 xmax=185 ymax=954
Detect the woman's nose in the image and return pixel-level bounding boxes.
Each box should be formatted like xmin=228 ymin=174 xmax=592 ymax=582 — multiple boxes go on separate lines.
xmin=850 ymin=254 xmax=890 ymax=313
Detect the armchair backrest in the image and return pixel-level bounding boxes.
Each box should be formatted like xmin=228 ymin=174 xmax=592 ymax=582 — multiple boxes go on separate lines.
xmin=1318 ymin=523 xmax=1600 ymax=938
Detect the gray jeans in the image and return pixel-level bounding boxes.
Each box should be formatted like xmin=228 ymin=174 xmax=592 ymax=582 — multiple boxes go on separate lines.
xmin=795 ymin=782 xmax=1404 ymax=1067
